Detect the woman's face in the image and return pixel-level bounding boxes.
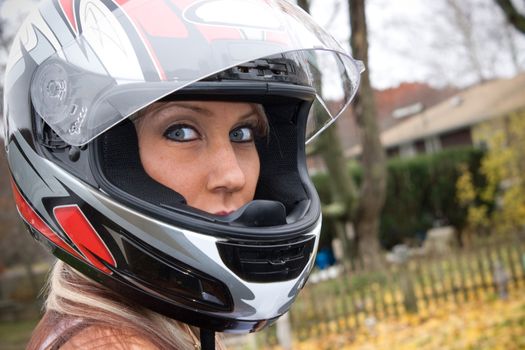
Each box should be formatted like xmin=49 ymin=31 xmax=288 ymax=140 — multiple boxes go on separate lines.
xmin=135 ymin=101 xmax=263 ymax=215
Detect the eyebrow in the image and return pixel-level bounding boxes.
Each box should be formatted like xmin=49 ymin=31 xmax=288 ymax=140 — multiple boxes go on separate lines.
xmin=153 ymin=102 xmax=259 ymax=121
xmin=168 ymin=102 xmax=213 ymax=116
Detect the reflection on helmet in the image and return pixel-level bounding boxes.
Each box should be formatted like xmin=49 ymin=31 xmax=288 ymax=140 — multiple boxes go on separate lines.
xmin=3 ymin=0 xmax=362 ymax=333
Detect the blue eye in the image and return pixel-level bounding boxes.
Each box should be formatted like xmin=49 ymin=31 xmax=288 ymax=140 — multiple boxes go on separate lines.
xmin=230 ymin=127 xmax=253 ymax=142
xmin=164 ymin=124 xmax=199 ymax=142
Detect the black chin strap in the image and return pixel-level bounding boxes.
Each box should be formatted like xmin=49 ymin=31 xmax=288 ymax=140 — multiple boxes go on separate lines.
xmin=200 ymin=328 xmax=215 ymax=350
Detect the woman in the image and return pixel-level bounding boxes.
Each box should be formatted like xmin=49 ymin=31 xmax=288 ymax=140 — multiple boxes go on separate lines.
xmin=29 ymin=100 xmax=269 ymax=349
xmin=3 ymin=0 xmax=363 ymax=349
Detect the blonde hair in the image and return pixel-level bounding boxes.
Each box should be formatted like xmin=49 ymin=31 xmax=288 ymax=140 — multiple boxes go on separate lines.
xmin=28 ymin=261 xmax=226 ymax=349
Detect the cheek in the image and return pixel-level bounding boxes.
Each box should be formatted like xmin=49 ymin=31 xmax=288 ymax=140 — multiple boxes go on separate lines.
xmin=137 ymin=134 xmax=200 ymax=196
xmin=240 ymin=148 xmax=261 ymax=192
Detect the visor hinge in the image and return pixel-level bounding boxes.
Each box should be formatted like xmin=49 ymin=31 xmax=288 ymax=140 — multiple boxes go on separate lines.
xmin=41 ymin=122 xmax=68 ymax=150
xmin=40 ymin=121 xmax=85 ymax=162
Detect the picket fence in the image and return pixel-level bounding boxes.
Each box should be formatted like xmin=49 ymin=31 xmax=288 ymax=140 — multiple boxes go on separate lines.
xmin=259 ymin=233 xmax=525 ymax=345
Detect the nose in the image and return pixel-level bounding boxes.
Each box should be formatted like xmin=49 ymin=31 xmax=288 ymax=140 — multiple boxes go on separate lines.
xmin=206 ymin=143 xmax=246 ymax=193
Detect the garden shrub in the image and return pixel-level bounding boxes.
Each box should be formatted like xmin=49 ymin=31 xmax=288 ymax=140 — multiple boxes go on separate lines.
xmin=311 ymin=147 xmax=485 ymax=249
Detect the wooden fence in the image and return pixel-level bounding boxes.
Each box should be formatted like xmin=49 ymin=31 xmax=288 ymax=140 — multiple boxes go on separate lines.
xmin=262 ymin=234 xmax=525 ymax=344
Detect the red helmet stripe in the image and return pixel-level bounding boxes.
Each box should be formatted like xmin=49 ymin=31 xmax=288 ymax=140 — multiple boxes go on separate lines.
xmin=11 ymin=180 xmax=82 ymax=260
xmin=54 ymin=205 xmax=116 ymax=274
xmin=194 ymin=25 xmax=242 ymax=43
xmin=58 ymin=0 xmax=78 ymax=33
xmin=117 ymin=0 xmax=174 ymax=80
xmin=128 ymin=0 xmax=188 ymax=38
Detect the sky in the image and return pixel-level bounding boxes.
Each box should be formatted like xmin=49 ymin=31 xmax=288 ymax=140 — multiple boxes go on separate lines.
xmin=308 ymin=0 xmax=525 ymax=89
xmin=0 ymin=0 xmax=35 ymax=31
xmin=1 ymin=0 xmax=524 ymax=89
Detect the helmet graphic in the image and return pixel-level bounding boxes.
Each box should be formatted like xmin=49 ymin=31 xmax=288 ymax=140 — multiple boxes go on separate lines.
xmin=3 ymin=0 xmax=363 ymax=333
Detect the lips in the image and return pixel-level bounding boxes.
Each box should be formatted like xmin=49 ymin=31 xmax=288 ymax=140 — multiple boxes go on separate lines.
xmin=214 ymin=211 xmax=233 ymax=216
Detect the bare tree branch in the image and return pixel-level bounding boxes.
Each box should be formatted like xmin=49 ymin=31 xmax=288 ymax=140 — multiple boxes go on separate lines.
xmin=447 ymin=0 xmax=486 ymax=81
xmin=323 ymin=1 xmax=342 ymax=31
xmin=495 ymin=0 xmax=525 ymax=34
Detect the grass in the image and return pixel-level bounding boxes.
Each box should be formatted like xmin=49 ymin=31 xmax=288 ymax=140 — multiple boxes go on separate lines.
xmin=0 ymin=319 xmax=39 ymax=350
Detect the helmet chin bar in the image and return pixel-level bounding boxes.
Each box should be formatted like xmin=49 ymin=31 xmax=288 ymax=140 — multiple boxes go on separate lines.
xmin=216 ymin=198 xmax=311 ymax=227
xmin=221 ymin=200 xmax=288 ymax=227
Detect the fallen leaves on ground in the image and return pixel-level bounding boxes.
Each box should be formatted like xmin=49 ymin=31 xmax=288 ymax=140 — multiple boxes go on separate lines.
xmin=267 ymin=291 xmax=525 ymax=350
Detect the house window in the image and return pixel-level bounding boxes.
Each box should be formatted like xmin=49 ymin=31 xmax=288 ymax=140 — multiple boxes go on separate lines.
xmin=425 ymin=136 xmax=441 ymax=153
xmin=440 ymin=128 xmax=472 ymax=148
xmin=399 ymin=143 xmax=416 ymax=158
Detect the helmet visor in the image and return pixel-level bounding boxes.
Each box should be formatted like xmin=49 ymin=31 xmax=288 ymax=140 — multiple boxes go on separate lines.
xmin=30 ymin=0 xmax=363 ymax=146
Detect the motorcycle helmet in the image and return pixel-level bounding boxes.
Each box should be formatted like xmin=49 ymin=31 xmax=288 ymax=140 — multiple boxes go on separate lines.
xmin=3 ymin=0 xmax=363 ymax=335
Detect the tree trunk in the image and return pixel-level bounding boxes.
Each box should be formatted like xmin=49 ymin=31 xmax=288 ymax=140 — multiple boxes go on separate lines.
xmin=316 ymin=125 xmax=358 ymax=219
xmin=296 ymin=0 xmax=358 ymax=261
xmin=349 ymin=0 xmax=387 ymax=270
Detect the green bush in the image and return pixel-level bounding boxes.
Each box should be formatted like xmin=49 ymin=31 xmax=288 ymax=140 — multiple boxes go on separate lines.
xmin=310 ymin=161 xmax=362 ymax=247
xmin=310 ymin=147 xmax=485 ymax=249
xmin=382 ymin=147 xmax=485 ymax=248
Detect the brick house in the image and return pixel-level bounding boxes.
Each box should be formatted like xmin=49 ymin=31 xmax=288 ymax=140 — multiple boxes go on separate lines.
xmin=345 ymin=74 xmax=525 ymax=158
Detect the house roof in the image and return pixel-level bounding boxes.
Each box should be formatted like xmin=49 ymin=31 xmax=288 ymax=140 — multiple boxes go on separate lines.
xmin=346 ymin=73 xmax=525 ymax=157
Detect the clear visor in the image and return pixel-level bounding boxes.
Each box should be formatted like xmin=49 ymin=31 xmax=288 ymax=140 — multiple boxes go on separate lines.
xmin=30 ymin=0 xmax=363 ymax=146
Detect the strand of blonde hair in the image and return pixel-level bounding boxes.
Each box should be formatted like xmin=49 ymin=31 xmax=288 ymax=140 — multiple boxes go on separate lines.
xmin=44 ymin=260 xmax=225 ymax=349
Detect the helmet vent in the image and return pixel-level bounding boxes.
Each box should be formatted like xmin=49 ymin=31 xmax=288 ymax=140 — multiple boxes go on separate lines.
xmin=216 ymin=236 xmax=316 ymax=283
xmin=206 ymin=56 xmax=310 ymax=85
xmin=122 ymin=238 xmax=233 ymax=312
